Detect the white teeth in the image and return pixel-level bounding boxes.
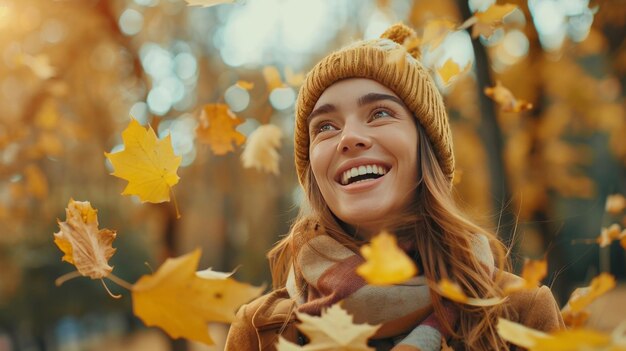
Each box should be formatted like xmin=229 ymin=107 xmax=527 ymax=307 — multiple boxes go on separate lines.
xmin=340 ymin=164 xmax=389 ymax=185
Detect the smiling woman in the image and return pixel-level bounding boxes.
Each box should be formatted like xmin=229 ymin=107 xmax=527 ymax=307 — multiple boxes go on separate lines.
xmin=224 ymin=23 xmax=564 ymax=351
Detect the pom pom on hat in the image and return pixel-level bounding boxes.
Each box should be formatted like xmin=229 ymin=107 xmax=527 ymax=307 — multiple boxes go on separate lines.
xmin=381 ymin=22 xmax=421 ymax=59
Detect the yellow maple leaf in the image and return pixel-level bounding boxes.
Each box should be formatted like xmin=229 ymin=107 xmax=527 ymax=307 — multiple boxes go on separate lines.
xmin=185 ymin=0 xmax=236 ymax=7
xmin=241 ymin=124 xmax=282 ymax=175
xmin=196 ymin=103 xmax=246 ymax=155
xmin=606 ymin=194 xmax=626 ymax=215
xmin=53 ymin=199 xmax=117 ymax=279
xmin=503 ymin=258 xmax=547 ymax=294
xmin=475 ymin=4 xmax=517 ymax=24
xmin=434 ymin=278 xmax=506 ymax=306
xmin=437 ymin=58 xmax=471 ymax=86
xmin=356 ymin=231 xmax=417 ymax=285
xmin=422 ymin=19 xmax=456 ymax=50
xmin=276 ymin=303 xmax=380 ymax=351
xmin=484 ymin=81 xmax=533 ymax=112
xmin=105 ymin=118 xmax=181 ymax=203
xmin=132 ymin=248 xmax=264 ymax=345
xmin=597 ymin=224 xmax=622 ymax=247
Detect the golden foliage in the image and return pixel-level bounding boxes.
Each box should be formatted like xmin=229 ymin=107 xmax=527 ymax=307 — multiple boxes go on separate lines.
xmin=437 ymin=58 xmax=471 ymax=86
xmin=433 ymin=278 xmax=506 ymax=307
xmin=503 ymin=259 xmax=547 ymax=295
xmin=484 ymin=81 xmax=533 ymax=113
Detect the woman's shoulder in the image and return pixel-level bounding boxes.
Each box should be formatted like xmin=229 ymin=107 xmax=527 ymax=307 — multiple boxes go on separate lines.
xmin=498 ymin=271 xmax=565 ymax=332
xmin=239 ymin=287 xmax=297 ymax=328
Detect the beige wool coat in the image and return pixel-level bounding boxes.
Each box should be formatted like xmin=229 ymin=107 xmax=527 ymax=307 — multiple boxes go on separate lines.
xmin=224 ymin=272 xmax=565 ymax=351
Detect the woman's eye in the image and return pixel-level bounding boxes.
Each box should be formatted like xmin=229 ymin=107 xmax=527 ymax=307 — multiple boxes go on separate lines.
xmin=318 ymin=123 xmax=336 ymax=133
xmin=371 ymin=109 xmax=392 ymax=120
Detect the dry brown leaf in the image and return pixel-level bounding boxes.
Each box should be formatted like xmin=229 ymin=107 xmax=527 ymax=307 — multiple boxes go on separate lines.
xmin=606 ymin=194 xmax=626 ymax=214
xmin=484 ymin=81 xmax=533 ymax=112
xmin=503 ymin=259 xmax=547 ymax=294
xmin=437 ymin=58 xmax=471 ymax=85
xmin=53 ymin=199 xmax=117 ymax=279
xmin=196 ymin=103 xmax=246 ymax=155
xmin=276 ymin=303 xmax=380 ymax=351
xmin=132 ymin=249 xmax=263 ymax=345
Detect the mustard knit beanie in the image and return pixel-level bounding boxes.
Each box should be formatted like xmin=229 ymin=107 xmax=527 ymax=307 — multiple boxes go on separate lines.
xmin=294 ymin=23 xmax=455 ymax=185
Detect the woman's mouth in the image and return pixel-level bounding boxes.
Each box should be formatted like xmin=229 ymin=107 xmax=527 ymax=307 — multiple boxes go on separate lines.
xmin=339 ymin=164 xmax=389 ymax=186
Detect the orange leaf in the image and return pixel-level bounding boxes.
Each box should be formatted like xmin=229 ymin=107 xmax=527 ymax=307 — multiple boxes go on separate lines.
xmin=196 ymin=103 xmax=246 ymax=155
xmin=437 ymin=58 xmax=471 ymax=85
xmin=484 ymin=81 xmax=533 ymax=112
xmin=132 ymin=249 xmax=263 ymax=345
xmin=356 ymin=231 xmax=418 ymax=285
xmin=53 ymin=199 xmax=117 ymax=279
xmin=504 ymin=259 xmax=547 ymax=294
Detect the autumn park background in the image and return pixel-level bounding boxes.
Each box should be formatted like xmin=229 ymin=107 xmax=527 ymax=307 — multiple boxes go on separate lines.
xmin=0 ymin=0 xmax=625 ymax=350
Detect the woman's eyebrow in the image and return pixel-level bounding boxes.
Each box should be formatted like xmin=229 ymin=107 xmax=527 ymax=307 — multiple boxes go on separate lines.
xmin=308 ymin=103 xmax=336 ymax=123
xmin=358 ymin=93 xmax=404 ymax=107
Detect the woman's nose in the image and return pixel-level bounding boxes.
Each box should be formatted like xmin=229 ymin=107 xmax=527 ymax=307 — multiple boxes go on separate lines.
xmin=337 ymin=123 xmax=372 ymax=153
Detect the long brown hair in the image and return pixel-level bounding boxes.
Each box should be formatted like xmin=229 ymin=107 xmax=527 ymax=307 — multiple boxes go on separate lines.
xmin=269 ymin=123 xmax=511 ymax=350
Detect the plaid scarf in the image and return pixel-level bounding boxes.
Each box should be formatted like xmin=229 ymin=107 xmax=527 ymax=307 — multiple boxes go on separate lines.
xmin=285 ymin=232 xmax=494 ymax=350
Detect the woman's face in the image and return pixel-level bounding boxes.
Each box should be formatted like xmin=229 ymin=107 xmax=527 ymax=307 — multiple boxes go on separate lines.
xmin=308 ymin=78 xmax=419 ymax=237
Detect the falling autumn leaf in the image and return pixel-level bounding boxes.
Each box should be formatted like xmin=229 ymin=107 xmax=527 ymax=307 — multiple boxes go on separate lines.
xmin=503 ymin=258 xmax=547 ymax=295
xmin=196 ymin=103 xmax=246 ymax=155
xmin=132 ymin=248 xmax=264 ymax=345
xmin=241 ymin=124 xmax=282 ymax=175
xmin=434 ymin=278 xmax=506 ymax=306
xmin=356 ymin=231 xmax=417 ymax=285
xmin=53 ymin=199 xmax=117 ymax=280
xmin=105 ymin=118 xmax=182 ymax=204
xmin=484 ymin=81 xmax=533 ymax=113
xmin=437 ymin=58 xmax=471 ymax=85
xmin=497 ymin=318 xmax=549 ymax=349
xmin=185 ymin=0 xmax=237 ymax=7
xmin=606 ymin=194 xmax=626 ymax=215
xmin=276 ymin=303 xmax=380 ymax=351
